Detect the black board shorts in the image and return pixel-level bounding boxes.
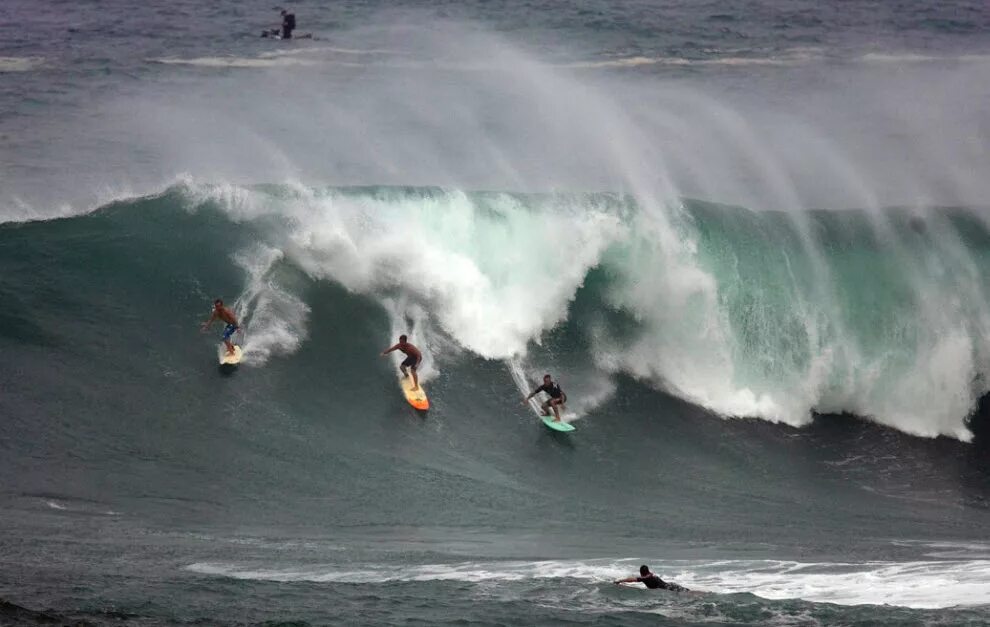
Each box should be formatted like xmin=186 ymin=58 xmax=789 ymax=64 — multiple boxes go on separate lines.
xmin=401 ymin=355 xmax=420 ymax=369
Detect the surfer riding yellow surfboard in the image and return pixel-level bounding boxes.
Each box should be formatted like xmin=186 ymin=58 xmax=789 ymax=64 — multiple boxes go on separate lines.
xmin=382 ymin=334 xmax=428 ymax=410
xmin=201 ymin=298 xmax=240 ymax=357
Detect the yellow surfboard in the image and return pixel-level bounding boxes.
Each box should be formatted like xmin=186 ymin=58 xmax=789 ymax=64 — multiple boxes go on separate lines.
xmin=219 ymin=345 xmax=243 ymax=365
xmin=400 ymin=376 xmax=429 ymax=410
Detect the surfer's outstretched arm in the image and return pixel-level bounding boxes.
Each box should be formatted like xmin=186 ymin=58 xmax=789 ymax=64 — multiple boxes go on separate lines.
xmin=381 ymin=343 xmax=400 ymax=356
xmin=200 ymin=311 xmax=218 ymax=331
xmin=614 ymin=577 xmax=637 ymax=584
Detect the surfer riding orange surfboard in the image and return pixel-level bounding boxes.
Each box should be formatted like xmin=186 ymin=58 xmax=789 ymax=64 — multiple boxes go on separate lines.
xmin=382 ymin=334 xmax=422 ymax=389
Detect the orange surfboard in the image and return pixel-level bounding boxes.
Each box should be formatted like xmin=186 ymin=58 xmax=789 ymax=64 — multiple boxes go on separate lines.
xmin=400 ymin=376 xmax=429 ymax=410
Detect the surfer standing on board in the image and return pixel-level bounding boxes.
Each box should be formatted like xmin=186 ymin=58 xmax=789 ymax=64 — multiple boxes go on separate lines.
xmin=615 ymin=565 xmax=688 ymax=591
xmin=522 ymin=374 xmax=567 ymax=421
xmin=382 ymin=334 xmax=422 ymax=391
xmin=279 ymin=9 xmax=296 ymax=39
xmin=200 ymin=299 xmax=240 ymax=356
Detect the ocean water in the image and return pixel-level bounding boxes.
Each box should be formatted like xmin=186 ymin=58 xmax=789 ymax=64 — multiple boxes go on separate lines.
xmin=2 ymin=1 xmax=990 ymax=625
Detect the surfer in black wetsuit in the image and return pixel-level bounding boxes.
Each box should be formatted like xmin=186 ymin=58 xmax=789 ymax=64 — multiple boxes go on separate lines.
xmin=261 ymin=9 xmax=295 ymax=38
xmin=280 ymin=9 xmax=296 ymax=39
xmin=615 ymin=565 xmax=688 ymax=591
xmin=522 ymin=374 xmax=567 ymax=422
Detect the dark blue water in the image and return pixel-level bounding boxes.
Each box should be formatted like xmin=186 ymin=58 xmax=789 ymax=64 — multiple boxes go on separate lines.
xmin=2 ymin=1 xmax=990 ymax=625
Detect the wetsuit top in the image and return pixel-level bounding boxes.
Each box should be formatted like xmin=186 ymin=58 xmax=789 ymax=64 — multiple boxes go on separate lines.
xmin=638 ymin=575 xmax=686 ymax=591
xmin=282 ymin=13 xmax=296 ymax=29
xmin=533 ymin=381 xmax=564 ymax=399
xmin=638 ymin=575 xmax=664 ymax=589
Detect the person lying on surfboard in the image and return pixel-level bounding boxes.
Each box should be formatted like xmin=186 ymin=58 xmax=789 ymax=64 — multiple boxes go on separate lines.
xmin=382 ymin=334 xmax=422 ymax=391
xmin=615 ymin=565 xmax=688 ymax=591
xmin=522 ymin=374 xmax=567 ymax=421
xmin=200 ymin=298 xmax=240 ymax=356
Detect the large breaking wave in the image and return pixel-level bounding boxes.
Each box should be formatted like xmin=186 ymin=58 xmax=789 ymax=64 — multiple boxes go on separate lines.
xmin=34 ymin=181 xmax=988 ymax=441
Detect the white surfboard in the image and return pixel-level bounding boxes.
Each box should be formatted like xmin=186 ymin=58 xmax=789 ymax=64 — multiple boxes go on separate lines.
xmin=218 ymin=345 xmax=243 ymax=365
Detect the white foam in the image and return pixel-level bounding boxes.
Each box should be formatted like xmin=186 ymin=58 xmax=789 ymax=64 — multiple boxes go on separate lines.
xmin=563 ymin=55 xmax=805 ymax=70
xmin=678 ymin=558 xmax=990 ymax=609
xmin=0 ymin=56 xmax=45 ymax=72
xmin=186 ymin=556 xmax=990 ymax=609
xmin=230 ymin=244 xmax=311 ymax=366
xmin=861 ymin=53 xmax=990 ymax=65
xmin=215 ymin=185 xmax=623 ymax=361
xmin=187 ymin=558 xmax=623 ymax=584
xmin=258 ymin=45 xmax=402 ymax=59
xmin=149 ymin=56 xmax=331 ymax=69
xmin=150 ymin=47 xmax=399 ymax=69
xmin=151 ymin=48 xmax=812 ymax=74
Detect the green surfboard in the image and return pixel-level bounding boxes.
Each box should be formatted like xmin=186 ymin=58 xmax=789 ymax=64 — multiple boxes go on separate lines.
xmin=540 ymin=415 xmax=575 ymax=432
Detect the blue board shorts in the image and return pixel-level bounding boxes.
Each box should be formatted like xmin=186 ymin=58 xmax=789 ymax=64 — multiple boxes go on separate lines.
xmin=222 ymin=324 xmax=239 ymax=341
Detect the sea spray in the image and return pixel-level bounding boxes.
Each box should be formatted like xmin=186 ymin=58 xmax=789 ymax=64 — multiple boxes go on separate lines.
xmin=231 ymin=244 xmax=311 ymax=365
